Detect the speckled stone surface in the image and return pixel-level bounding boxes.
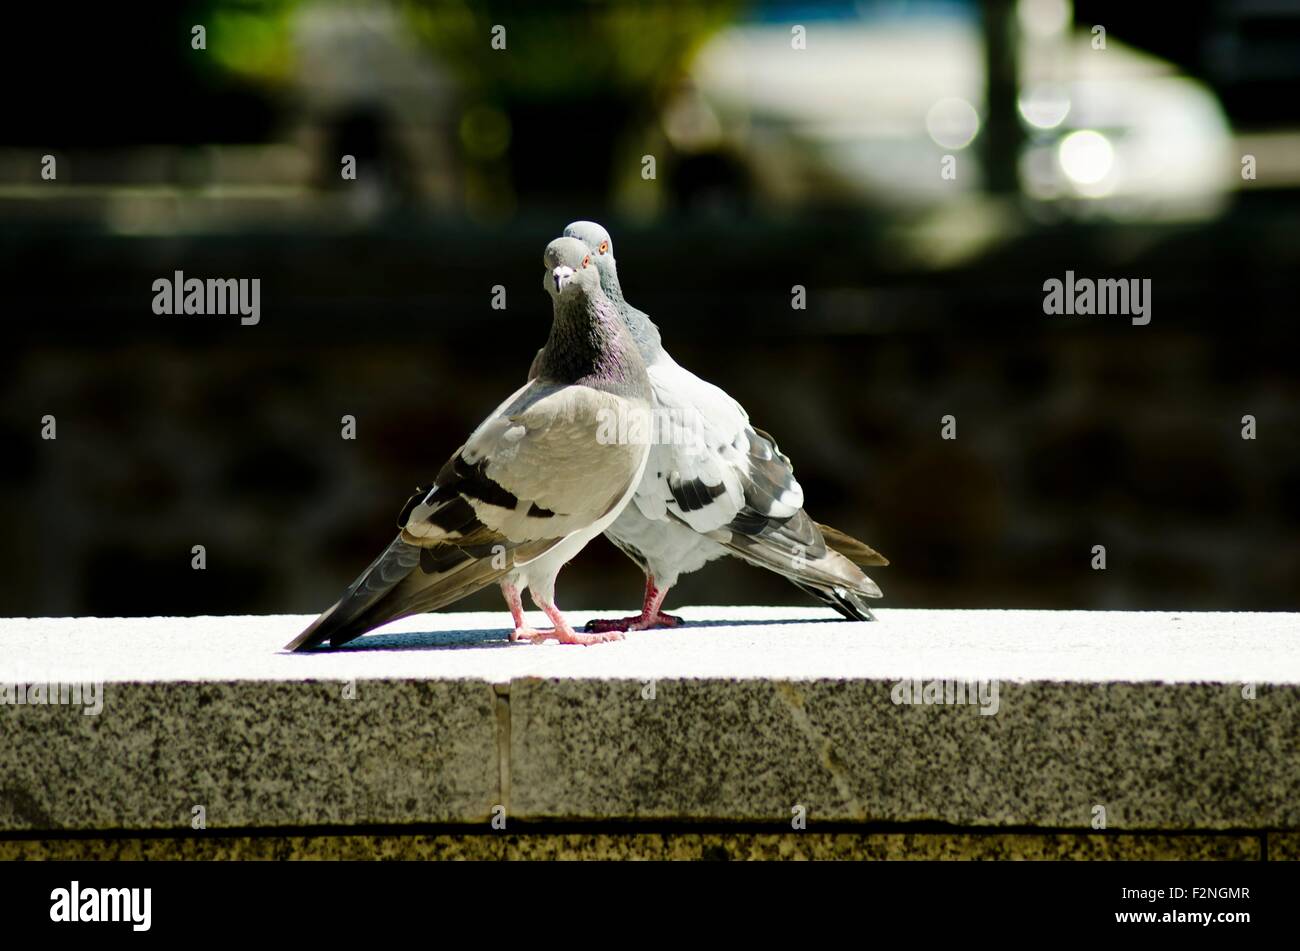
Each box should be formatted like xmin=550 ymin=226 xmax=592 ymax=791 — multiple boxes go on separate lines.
xmin=510 ymin=679 xmax=1300 ymax=828
xmin=0 ymin=832 xmax=1260 ymax=861
xmin=0 ymin=834 xmax=506 ymax=861
xmin=1267 ymin=833 xmax=1300 ymax=860
xmin=501 ymin=832 xmax=1262 ymax=861
xmin=2 ymin=609 xmax=1298 ymax=833
xmin=0 ymin=681 xmax=499 ymax=831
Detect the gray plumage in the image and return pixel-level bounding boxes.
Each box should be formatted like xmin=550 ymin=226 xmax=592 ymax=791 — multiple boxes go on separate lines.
xmin=287 ymin=237 xmax=651 ymax=650
xmin=537 ymin=220 xmax=887 ymax=630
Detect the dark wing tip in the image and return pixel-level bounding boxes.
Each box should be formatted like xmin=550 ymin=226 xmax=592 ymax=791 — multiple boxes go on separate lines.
xmin=283 ymin=609 xmax=338 ymax=651
xmin=792 ymin=581 xmax=879 ymax=621
xmin=284 ymin=625 xmax=323 ymax=652
xmin=816 ymin=521 xmax=889 ymax=567
xmin=284 ymin=608 xmax=372 ymax=652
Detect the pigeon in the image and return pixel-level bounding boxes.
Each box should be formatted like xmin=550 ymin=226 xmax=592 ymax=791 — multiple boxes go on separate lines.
xmin=530 ymin=220 xmax=887 ymax=632
xmin=286 ymin=236 xmax=652 ymax=650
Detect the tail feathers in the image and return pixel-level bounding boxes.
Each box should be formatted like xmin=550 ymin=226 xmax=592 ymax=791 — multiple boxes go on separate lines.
xmin=287 ymin=535 xmax=557 ymax=651
xmin=286 ymin=536 xmax=424 ymax=650
xmin=707 ymin=510 xmax=883 ymax=619
xmin=817 ymin=521 xmax=889 ymax=567
xmin=286 ymin=537 xmax=493 ymax=651
xmin=791 ymin=580 xmax=878 ymax=622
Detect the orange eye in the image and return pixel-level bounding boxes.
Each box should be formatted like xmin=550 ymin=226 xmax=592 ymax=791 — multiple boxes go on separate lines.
xmin=598 ymin=240 xmax=609 ymax=254
xmin=582 ymin=255 xmax=590 ymax=267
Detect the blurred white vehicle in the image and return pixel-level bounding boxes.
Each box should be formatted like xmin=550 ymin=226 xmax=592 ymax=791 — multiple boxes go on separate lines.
xmin=668 ymin=1 xmax=1232 ymax=221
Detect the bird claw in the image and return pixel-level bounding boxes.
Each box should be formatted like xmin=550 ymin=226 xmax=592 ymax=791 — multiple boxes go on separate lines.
xmin=512 ymin=626 xmax=624 ymax=645
xmin=585 ymin=612 xmax=683 ymax=633
xmin=584 ymin=616 xmax=635 ymax=633
xmin=562 ymin=629 xmax=625 ymax=645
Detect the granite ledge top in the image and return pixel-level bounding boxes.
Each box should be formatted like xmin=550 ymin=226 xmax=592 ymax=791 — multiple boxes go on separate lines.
xmin=2 ymin=607 xmax=1297 ymax=686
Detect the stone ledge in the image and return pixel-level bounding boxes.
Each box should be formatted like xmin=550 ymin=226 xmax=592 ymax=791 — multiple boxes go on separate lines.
xmin=1 ymin=608 xmax=1297 ymax=833
xmin=0 ymin=832 xmax=1267 ymax=861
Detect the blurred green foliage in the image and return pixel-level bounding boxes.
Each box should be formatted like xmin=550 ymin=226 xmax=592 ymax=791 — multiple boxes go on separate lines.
xmin=191 ymin=0 xmax=737 ymax=99
xmin=400 ymin=0 xmax=738 ymax=102
xmin=196 ymin=0 xmax=298 ymax=83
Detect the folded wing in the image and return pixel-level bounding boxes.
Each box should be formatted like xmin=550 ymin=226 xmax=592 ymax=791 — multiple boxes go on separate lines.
xmin=287 ymin=380 xmax=647 ymax=649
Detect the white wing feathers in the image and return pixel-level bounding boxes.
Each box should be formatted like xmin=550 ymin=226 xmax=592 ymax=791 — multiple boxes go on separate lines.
xmin=631 ymin=355 xmax=803 ymax=537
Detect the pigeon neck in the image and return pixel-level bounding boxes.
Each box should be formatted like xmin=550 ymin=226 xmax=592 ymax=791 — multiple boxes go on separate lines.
xmin=538 ymin=290 xmax=644 ymax=391
xmin=603 ymin=266 xmax=663 ymax=363
xmin=603 ymin=268 xmax=629 ymax=308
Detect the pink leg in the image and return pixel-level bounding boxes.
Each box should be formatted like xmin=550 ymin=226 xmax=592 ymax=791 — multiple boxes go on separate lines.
xmin=501 ymin=581 xmax=544 ymax=643
xmin=585 ymin=577 xmax=685 ymax=633
xmin=536 ymin=599 xmax=624 ymax=645
xmin=505 ymin=582 xmax=623 ymax=645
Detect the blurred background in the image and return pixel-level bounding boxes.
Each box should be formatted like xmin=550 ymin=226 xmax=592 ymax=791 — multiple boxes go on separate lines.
xmin=1 ymin=0 xmax=1296 ymax=619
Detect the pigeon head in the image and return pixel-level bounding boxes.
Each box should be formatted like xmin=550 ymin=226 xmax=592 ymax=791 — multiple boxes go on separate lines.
xmin=564 ymin=220 xmax=613 ymax=261
xmin=562 ymin=220 xmax=663 ymax=361
xmin=543 ymin=236 xmax=601 ymax=301
xmin=563 ymin=220 xmax=620 ymax=296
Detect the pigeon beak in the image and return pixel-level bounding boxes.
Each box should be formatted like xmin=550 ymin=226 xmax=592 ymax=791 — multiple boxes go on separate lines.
xmin=552 ymin=265 xmax=575 ymax=293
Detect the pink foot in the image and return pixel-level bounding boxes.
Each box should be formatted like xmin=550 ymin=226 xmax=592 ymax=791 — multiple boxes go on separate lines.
xmin=585 ymin=577 xmax=682 ymax=632
xmin=586 ymin=612 xmax=683 ymax=633
xmin=516 ymin=597 xmax=624 ymax=645
xmin=515 ymin=625 xmax=624 ymax=645
xmin=542 ymin=627 xmax=625 ymax=645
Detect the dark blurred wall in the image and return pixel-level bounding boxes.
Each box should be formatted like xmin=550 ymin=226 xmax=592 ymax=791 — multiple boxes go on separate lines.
xmin=2 ymin=210 xmax=1296 ymax=617
xmin=1 ymin=2 xmax=1297 ymax=619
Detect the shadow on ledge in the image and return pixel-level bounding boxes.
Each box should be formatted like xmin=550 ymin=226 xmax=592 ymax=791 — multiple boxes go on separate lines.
xmin=285 ymin=616 xmax=845 ymax=653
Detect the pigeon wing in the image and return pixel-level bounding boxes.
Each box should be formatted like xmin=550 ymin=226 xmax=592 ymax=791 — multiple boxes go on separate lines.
xmin=287 ymin=379 xmax=647 ymax=650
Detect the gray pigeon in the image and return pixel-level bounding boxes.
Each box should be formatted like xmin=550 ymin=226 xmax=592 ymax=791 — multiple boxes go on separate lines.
xmin=287 ymin=237 xmax=651 ymax=650
xmin=532 ymin=220 xmax=887 ymax=632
